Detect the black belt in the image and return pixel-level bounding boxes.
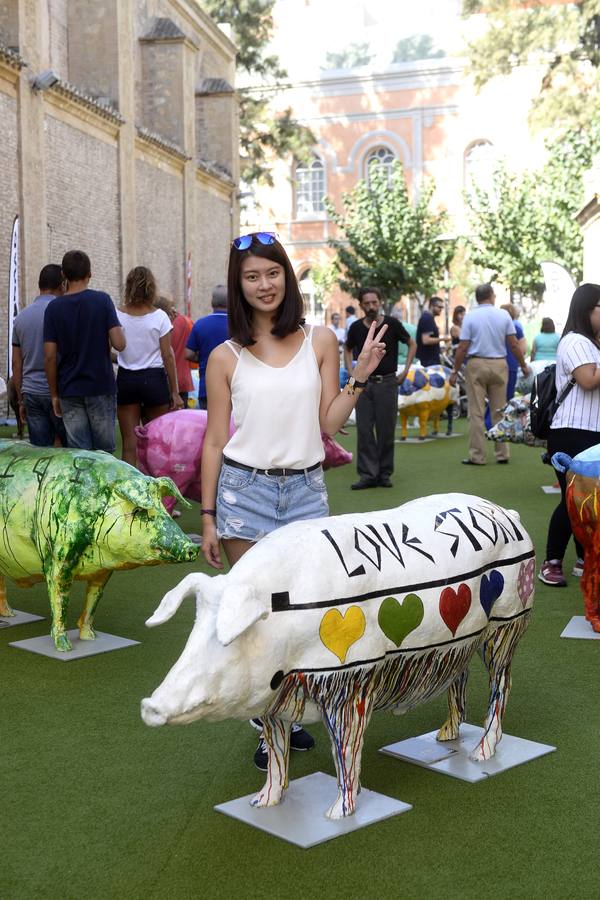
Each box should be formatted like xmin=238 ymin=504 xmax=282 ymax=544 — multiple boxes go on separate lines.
xmin=223 ymin=457 xmax=321 ymax=477
xmin=368 ymin=372 xmax=397 ymax=383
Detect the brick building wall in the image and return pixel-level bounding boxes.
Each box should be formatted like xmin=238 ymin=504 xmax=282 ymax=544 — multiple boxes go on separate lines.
xmin=0 ymin=0 xmax=238 ymax=343
xmin=194 ymin=187 xmax=231 ymax=308
xmin=45 ymin=116 xmax=120 ymax=300
xmin=0 ymin=89 xmax=18 ymax=378
xmin=135 ymin=157 xmax=184 ymax=301
xmin=47 ymin=0 xmax=68 ymax=77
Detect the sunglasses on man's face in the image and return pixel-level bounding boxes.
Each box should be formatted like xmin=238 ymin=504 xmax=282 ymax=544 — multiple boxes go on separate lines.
xmin=232 ymin=232 xmax=277 ymax=251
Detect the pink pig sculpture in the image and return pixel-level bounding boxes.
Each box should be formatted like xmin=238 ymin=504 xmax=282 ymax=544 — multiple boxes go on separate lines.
xmin=135 ymin=410 xmax=352 ymax=514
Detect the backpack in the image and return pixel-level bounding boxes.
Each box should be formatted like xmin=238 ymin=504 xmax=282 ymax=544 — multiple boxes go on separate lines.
xmin=529 ymin=364 xmax=575 ymax=440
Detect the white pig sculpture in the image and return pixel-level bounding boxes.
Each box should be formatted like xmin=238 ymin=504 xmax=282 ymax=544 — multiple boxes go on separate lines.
xmin=142 ymin=493 xmax=535 ymax=819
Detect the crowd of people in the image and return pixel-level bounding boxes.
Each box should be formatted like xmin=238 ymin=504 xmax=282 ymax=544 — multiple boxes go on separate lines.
xmin=9 ymin=234 xmax=600 ymax=768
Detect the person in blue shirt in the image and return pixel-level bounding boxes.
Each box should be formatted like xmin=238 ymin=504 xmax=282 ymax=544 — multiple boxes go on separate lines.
xmin=531 ymin=317 xmax=561 ymax=361
xmin=12 ymin=264 xmax=68 ymax=447
xmin=483 ymin=302 xmax=527 ymax=430
xmin=44 ymin=250 xmax=125 ymax=451
xmin=416 ymin=296 xmax=447 ymax=366
xmin=185 ymin=285 xmax=229 ymax=409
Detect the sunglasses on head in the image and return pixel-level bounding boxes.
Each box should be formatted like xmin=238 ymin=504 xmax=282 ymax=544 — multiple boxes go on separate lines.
xmin=232 ymin=232 xmax=277 ymax=251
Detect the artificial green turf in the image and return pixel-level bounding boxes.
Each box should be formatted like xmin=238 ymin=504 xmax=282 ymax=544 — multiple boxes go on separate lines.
xmin=3 ymin=426 xmax=597 ymax=899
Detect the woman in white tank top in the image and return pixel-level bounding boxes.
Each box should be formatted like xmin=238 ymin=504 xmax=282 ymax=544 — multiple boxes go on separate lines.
xmin=200 ymin=233 xmax=388 ymax=767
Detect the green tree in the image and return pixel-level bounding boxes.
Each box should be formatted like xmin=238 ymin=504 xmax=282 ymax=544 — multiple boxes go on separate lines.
xmin=465 ymin=121 xmax=600 ymax=304
xmin=392 ymin=34 xmax=445 ymax=64
xmin=326 ymin=161 xmax=454 ymax=307
xmin=311 ymin=261 xmax=340 ymax=311
xmin=465 ymin=162 xmax=549 ymax=303
xmin=323 ymin=42 xmax=374 ymax=70
xmin=462 ymin=0 xmax=600 ymax=133
xmin=202 ymin=0 xmax=315 ymax=186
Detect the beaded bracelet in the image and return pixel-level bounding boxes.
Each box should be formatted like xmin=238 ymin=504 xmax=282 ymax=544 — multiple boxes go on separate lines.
xmin=201 ymin=509 xmax=217 ymax=517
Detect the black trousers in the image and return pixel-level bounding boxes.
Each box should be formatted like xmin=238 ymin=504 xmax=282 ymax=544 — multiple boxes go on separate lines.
xmin=355 ymin=378 xmax=398 ymax=482
xmin=546 ymin=428 xmax=600 ymax=560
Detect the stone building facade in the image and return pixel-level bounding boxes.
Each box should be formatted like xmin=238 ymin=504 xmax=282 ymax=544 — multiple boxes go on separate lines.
xmin=0 ymin=0 xmax=239 ymax=376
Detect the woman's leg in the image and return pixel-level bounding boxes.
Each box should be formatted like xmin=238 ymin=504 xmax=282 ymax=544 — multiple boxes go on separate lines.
xmin=143 ymin=403 xmax=170 ymax=424
xmin=222 ymin=538 xmax=254 ymax=567
xmin=545 ymin=429 xmax=599 ymax=562
xmin=117 ymin=404 xmax=141 ymax=467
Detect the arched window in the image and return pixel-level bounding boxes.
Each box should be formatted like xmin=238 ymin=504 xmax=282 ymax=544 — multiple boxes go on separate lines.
xmin=464 ymin=140 xmax=496 ymax=197
xmin=299 ymin=268 xmax=325 ymax=323
xmin=295 ymin=155 xmax=326 ymax=216
xmin=365 ymin=146 xmax=396 ymax=186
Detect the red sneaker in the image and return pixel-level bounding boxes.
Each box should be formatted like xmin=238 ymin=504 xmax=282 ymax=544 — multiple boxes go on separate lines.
xmin=538 ymin=560 xmax=567 ymax=587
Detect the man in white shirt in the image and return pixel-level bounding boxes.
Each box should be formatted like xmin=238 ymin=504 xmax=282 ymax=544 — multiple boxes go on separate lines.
xmin=449 ymin=284 xmax=530 ymax=465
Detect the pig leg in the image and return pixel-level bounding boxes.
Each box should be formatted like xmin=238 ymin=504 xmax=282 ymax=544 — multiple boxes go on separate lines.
xmin=437 ymin=668 xmax=468 ymax=741
xmin=470 ymin=614 xmax=530 ymax=762
xmin=417 ymin=408 xmax=428 ymax=439
xmin=320 ymin=690 xmax=374 ymax=819
xmin=399 ymin=412 xmax=408 ymax=440
xmin=47 ymin=577 xmax=73 ymax=652
xmin=581 ymin=551 xmax=600 ymax=632
xmin=78 ymin=572 xmax=112 ymax=640
xmin=250 ymin=716 xmax=291 ymax=809
xmin=0 ymin=574 xmax=14 ymax=617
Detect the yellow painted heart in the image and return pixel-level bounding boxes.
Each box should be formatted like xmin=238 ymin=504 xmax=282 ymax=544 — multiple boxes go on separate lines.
xmin=319 ymin=606 xmax=366 ymax=664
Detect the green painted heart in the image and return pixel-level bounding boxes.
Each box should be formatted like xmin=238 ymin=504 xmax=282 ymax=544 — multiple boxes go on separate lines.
xmin=378 ymin=594 xmax=424 ymax=647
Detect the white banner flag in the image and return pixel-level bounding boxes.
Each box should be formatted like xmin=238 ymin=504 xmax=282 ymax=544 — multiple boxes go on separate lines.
xmin=7 ymin=215 xmax=19 ymax=378
xmin=540 ymin=261 xmax=576 ymax=330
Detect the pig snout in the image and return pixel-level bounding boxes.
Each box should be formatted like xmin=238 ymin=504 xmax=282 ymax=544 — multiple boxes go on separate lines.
xmin=152 ymin=533 xmax=199 ymax=563
xmin=141 ymin=697 xmax=168 ymax=727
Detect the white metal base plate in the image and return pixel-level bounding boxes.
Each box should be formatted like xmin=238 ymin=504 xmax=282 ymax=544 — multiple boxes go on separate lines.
xmin=560 ymin=615 xmax=600 ymax=640
xmin=0 ymin=609 xmax=44 ymax=629
xmin=541 ymin=485 xmax=561 ymax=494
xmin=380 ymin=723 xmax=556 ymax=783
xmin=214 ymin=771 xmax=411 ymax=848
xmin=435 ymin=433 xmax=463 ymax=438
xmin=9 ymin=629 xmax=139 ymax=661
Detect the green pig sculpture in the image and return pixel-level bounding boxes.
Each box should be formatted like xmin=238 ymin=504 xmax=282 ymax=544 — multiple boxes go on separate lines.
xmin=0 ymin=441 xmax=199 ymax=651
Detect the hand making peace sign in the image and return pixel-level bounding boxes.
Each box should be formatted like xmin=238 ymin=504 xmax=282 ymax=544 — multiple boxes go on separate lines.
xmin=354 ymin=320 xmax=388 ymax=379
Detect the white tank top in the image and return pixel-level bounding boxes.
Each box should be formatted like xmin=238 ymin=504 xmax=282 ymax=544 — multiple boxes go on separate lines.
xmin=222 ymin=326 xmax=324 ymax=469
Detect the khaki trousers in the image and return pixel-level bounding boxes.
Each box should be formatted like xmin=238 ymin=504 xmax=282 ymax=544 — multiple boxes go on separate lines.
xmin=465 ymin=357 xmax=509 ymax=464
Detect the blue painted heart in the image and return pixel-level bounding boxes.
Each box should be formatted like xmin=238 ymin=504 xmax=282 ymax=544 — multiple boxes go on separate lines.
xmin=480 ymin=570 xmax=504 ymax=617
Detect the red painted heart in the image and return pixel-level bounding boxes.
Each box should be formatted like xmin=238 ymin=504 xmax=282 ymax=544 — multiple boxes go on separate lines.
xmin=439 ymin=583 xmax=472 ymax=636
xmin=517 ymin=559 xmax=535 ymax=606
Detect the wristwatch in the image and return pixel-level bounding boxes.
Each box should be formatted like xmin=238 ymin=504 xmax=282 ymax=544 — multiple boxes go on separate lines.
xmin=346 ymin=375 xmax=368 ymax=395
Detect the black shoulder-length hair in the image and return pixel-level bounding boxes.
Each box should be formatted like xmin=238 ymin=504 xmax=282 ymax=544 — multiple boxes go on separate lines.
xmin=562 ymin=283 xmax=600 ymax=345
xmin=226 ymin=235 xmax=304 ymax=346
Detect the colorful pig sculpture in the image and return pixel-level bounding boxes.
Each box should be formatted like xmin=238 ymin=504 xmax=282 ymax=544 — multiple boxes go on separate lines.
xmin=136 ymin=410 xmax=352 ymax=514
xmin=0 ymin=441 xmax=199 ymax=651
xmin=554 ymin=446 xmax=600 ymax=631
xmin=142 ymin=492 xmax=535 ymax=819
xmin=398 ymin=365 xmax=458 ymax=440
xmin=486 ymin=396 xmax=548 ymax=447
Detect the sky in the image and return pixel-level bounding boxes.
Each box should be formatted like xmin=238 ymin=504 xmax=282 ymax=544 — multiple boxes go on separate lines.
xmin=271 ymin=0 xmax=465 ymax=78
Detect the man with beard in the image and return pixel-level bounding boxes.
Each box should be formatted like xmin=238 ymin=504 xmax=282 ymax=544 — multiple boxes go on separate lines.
xmin=345 ymin=287 xmax=416 ymax=489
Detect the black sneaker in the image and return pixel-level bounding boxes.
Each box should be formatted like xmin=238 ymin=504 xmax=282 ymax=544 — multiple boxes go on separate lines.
xmin=254 ymin=736 xmax=268 ymax=771
xmin=250 ymin=718 xmax=315 ymax=754
xmin=290 ymin=723 xmax=315 ymax=751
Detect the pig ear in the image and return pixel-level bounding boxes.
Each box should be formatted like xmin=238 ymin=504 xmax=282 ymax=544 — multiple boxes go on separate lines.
xmin=146 ymin=573 xmax=211 ymax=627
xmin=156 ymin=476 xmax=192 ymax=510
xmin=114 ymin=478 xmax=155 ymax=509
xmin=216 ymin=584 xmax=269 ymax=646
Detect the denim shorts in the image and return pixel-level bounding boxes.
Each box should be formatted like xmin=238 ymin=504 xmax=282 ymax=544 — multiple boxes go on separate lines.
xmin=217 ymin=463 xmax=329 ymax=542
